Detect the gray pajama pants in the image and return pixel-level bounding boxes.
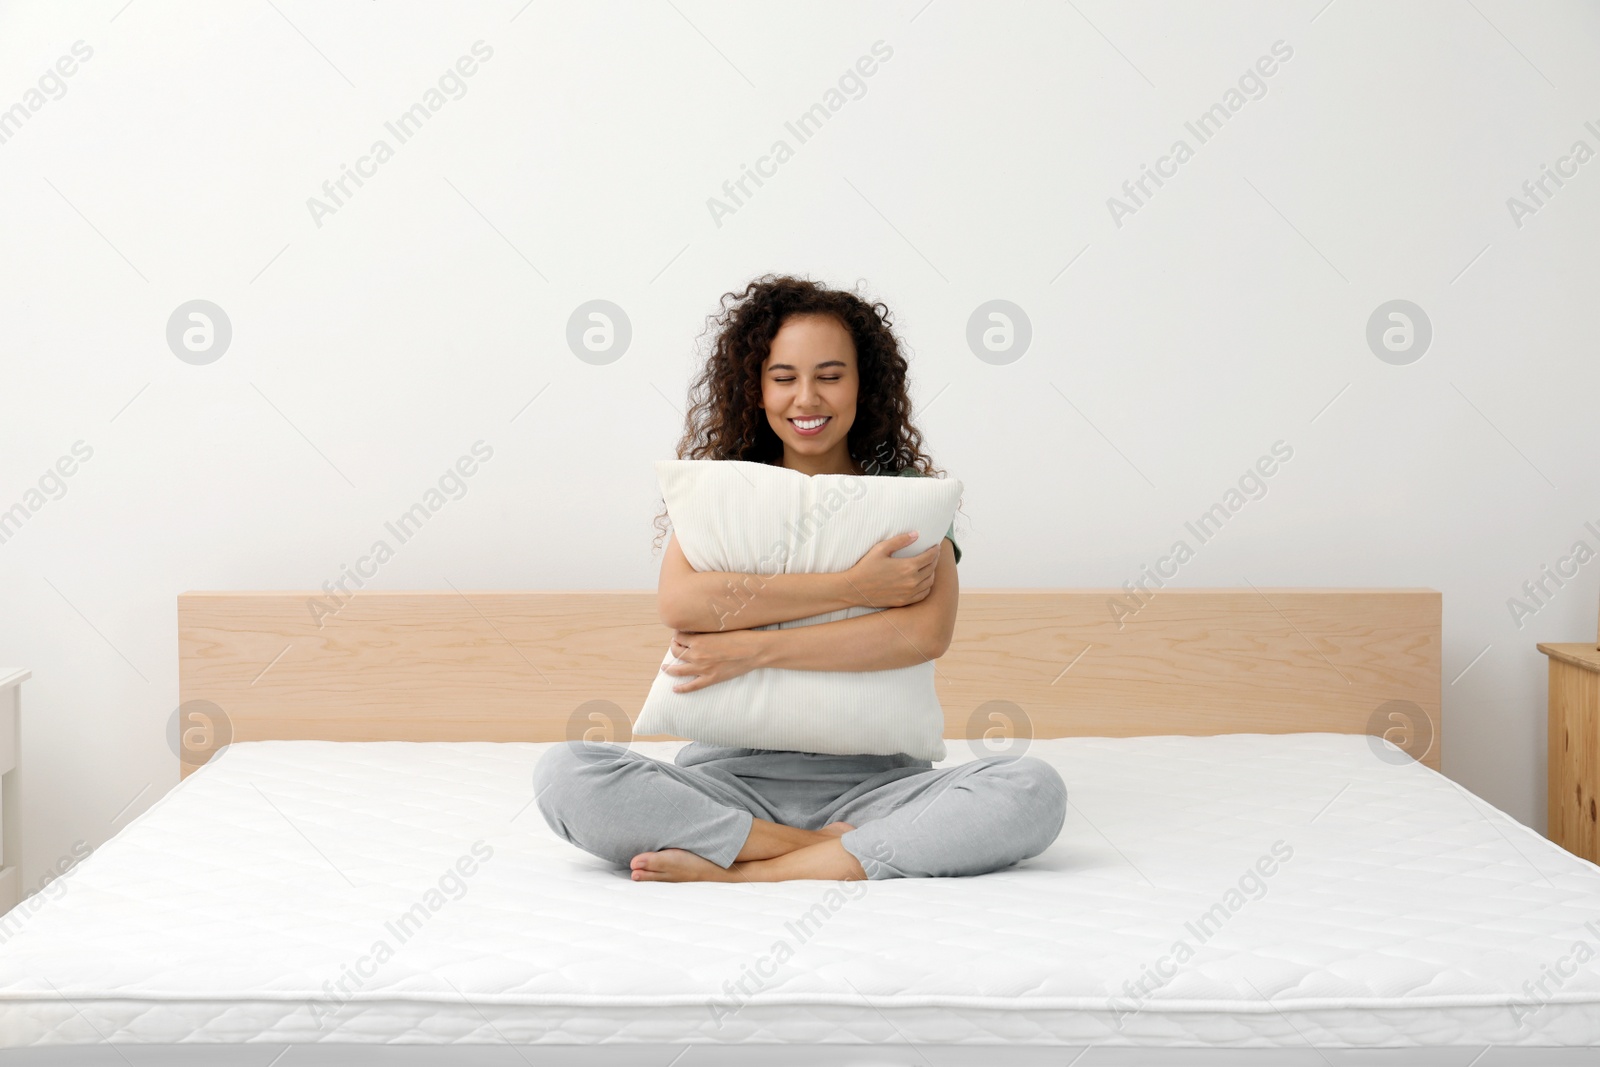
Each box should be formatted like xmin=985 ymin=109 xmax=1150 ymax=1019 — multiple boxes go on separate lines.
xmin=532 ymin=741 xmax=1068 ymax=880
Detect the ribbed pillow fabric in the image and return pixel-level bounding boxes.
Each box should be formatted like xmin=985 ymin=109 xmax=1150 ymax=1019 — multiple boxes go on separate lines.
xmin=633 ymin=459 xmax=962 ymax=760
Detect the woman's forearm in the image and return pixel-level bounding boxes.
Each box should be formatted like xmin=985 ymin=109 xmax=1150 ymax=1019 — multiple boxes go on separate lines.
xmin=754 ymin=607 xmax=945 ymax=672
xmin=663 ymin=570 xmax=858 ymax=632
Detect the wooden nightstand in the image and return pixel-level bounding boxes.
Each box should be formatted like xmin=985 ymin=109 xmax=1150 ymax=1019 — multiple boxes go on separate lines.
xmin=1540 ymin=643 xmax=1600 ymax=862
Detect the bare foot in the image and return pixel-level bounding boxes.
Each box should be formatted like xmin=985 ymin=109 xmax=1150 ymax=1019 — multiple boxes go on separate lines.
xmin=630 ymin=848 xmax=739 ymax=883
xmin=736 ymin=818 xmax=850 ymax=861
xmin=729 ymin=838 xmax=866 ymax=881
xmin=631 ymin=840 xmax=867 ymax=883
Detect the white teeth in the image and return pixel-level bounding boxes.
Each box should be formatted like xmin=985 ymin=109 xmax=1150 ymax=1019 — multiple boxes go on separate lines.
xmin=792 ymin=417 xmax=829 ymax=430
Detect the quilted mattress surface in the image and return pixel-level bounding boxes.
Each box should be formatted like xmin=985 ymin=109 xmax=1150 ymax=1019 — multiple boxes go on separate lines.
xmin=2 ymin=733 xmax=1599 ymax=1050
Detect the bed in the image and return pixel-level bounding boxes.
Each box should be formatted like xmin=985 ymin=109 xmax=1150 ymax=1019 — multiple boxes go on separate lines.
xmin=4 ymin=586 xmax=1596 ymax=1064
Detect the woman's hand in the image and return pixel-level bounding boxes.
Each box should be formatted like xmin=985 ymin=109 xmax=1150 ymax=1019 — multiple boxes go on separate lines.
xmin=841 ymin=532 xmax=940 ymax=609
xmin=661 ymin=628 xmax=770 ymax=693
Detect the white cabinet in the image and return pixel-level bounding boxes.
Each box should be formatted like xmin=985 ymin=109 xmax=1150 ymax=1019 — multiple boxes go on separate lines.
xmin=0 ymin=669 xmax=26 ymax=912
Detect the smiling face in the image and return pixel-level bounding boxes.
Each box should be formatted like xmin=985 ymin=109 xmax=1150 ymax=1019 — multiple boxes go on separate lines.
xmin=758 ymin=314 xmax=862 ymax=476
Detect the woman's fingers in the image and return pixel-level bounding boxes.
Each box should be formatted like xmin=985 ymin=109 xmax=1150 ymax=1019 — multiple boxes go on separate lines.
xmin=665 ymin=628 xmax=715 ymax=690
xmin=866 ymin=532 xmax=919 ymax=564
xmin=663 ymin=659 xmax=716 ymax=689
xmin=670 ymin=670 xmax=711 ymax=693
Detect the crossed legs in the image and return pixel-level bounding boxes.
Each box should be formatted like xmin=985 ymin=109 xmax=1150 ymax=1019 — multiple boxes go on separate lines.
xmin=533 ymin=740 xmax=1066 ymax=883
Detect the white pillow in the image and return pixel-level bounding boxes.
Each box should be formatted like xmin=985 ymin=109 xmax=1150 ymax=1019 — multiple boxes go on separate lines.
xmin=633 ymin=459 xmax=962 ymax=760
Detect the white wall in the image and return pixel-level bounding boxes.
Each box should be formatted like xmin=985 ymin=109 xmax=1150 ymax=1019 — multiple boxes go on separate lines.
xmin=1 ymin=0 xmax=1596 ymax=895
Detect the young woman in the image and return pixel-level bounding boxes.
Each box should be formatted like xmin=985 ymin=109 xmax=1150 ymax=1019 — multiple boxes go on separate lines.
xmin=534 ymin=275 xmax=1067 ymax=882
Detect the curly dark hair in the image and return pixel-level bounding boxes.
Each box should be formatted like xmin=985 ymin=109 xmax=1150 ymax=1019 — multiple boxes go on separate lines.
xmin=651 ymin=274 xmax=947 ymax=554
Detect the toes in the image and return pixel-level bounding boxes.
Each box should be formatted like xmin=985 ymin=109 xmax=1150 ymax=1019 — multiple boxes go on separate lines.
xmin=628 ymin=848 xmax=725 ymax=883
xmin=630 ymin=853 xmax=671 ymax=880
xmin=631 ymin=850 xmax=686 ymax=879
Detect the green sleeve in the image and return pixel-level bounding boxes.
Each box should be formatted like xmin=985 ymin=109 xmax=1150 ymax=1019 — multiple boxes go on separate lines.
xmin=893 ymin=467 xmax=961 ymax=565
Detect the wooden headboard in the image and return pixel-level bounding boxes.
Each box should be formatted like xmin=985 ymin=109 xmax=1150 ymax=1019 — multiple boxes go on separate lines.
xmin=175 ymin=588 xmax=1441 ymax=777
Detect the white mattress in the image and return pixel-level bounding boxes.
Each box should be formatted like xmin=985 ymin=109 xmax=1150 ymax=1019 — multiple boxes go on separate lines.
xmin=2 ymin=733 xmax=1600 ymax=1060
